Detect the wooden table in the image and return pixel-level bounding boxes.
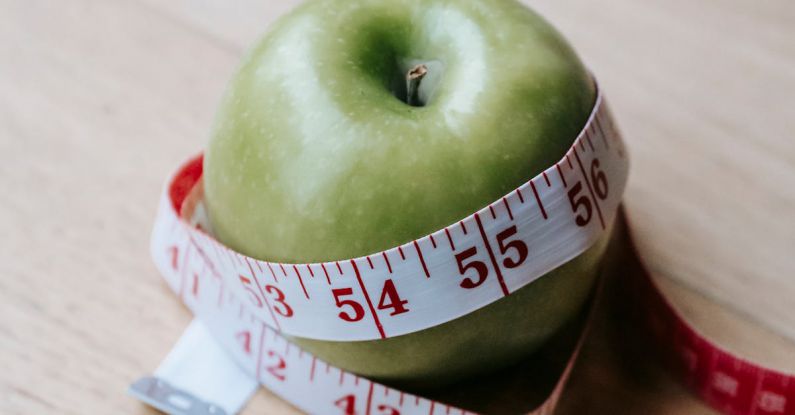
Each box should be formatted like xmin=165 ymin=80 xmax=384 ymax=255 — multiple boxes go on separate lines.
xmin=2 ymin=0 xmax=793 ymax=413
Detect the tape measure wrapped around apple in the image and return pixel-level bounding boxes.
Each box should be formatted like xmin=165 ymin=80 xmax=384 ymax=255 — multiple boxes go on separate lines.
xmin=144 ymin=86 xmax=622 ymax=415
xmin=182 ymin=80 xmax=621 ymax=355
xmin=201 ymin=0 xmax=614 ymax=388
xmin=132 ymin=0 xmax=795 ymax=414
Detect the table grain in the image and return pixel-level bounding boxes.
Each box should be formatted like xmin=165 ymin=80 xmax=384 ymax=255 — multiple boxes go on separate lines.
xmin=1 ymin=0 xmax=793 ymax=414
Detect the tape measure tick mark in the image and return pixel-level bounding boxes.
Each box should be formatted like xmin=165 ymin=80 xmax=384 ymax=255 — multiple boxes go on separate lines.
xmin=413 ymin=240 xmax=430 ymax=278
xmin=530 ymin=181 xmax=548 ymax=219
xmin=502 ymin=197 xmax=514 ymax=220
xmin=187 ymin=235 xmax=223 ymax=289
xmin=309 ymin=356 xmax=317 ymax=382
xmin=586 ymin=131 xmax=595 ymax=152
xmin=350 ymin=259 xmax=386 ymax=339
xmin=265 ymin=262 xmax=277 ymax=283
xmin=515 ymin=188 xmax=525 ymax=204
xmin=321 ymin=263 xmax=330 ymax=284
xmin=255 ymin=322 xmax=266 ymax=380
xmin=292 ymin=265 xmax=309 ymax=299
xmin=381 ymin=252 xmax=393 ymax=273
xmin=177 ymin=244 xmax=191 ymax=298
xmin=365 ymin=382 xmax=374 ymax=415
xmin=444 ymin=228 xmax=456 ymax=251
xmin=556 ymin=164 xmax=567 ymax=188
xmin=474 ymin=213 xmax=510 ymax=297
xmin=595 ymin=117 xmax=609 ymax=148
xmin=168 ymin=246 xmax=178 ymax=271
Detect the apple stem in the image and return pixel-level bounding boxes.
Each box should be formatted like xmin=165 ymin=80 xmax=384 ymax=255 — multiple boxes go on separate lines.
xmin=406 ymin=64 xmax=428 ymax=107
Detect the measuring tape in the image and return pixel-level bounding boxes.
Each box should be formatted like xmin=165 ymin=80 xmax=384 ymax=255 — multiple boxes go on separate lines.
xmin=130 ymin=87 xmax=795 ymax=414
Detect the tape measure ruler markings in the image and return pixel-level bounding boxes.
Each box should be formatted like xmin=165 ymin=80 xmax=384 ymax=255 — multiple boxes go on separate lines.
xmin=158 ymin=91 xmax=626 ymax=344
xmin=136 ymin=197 xmax=592 ymax=415
xmin=130 ymin=89 xmax=623 ymax=414
xmin=130 ymin=83 xmax=795 ymax=414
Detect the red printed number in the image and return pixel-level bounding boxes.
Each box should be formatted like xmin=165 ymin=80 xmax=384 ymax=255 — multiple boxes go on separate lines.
xmin=455 ymin=247 xmax=488 ymax=289
xmin=377 ymin=279 xmax=409 ymax=316
xmin=568 ymin=158 xmax=609 ymax=227
xmin=334 ymin=394 xmax=400 ymax=415
xmin=239 ymin=275 xmax=263 ymax=308
xmin=332 ymin=288 xmax=365 ymax=322
xmin=496 ymin=225 xmax=528 ymax=268
xmin=265 ymin=285 xmax=293 ymax=317
xmin=568 ymin=182 xmax=592 ymax=226
xmin=239 ymin=276 xmax=294 ymax=317
xmin=590 ymin=158 xmax=609 ymax=199
xmin=455 ymin=226 xmax=529 ymax=289
xmin=333 ymin=281 xmax=409 ymax=322
xmin=334 ymin=394 xmax=356 ymax=415
xmin=263 ymin=350 xmax=286 ymax=381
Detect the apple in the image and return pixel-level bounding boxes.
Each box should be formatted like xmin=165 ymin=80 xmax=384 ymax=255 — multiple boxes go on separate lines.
xmin=204 ymin=0 xmax=604 ymax=387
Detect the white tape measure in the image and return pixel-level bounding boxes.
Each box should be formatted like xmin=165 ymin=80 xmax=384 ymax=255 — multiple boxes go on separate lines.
xmin=152 ymin=91 xmax=627 ymax=342
xmin=130 ymin=88 xmax=623 ymax=414
xmin=130 ymin=83 xmax=795 ymax=414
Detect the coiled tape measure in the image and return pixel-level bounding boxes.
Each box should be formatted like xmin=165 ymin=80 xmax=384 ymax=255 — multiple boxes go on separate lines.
xmin=129 ymin=87 xmax=795 ymax=414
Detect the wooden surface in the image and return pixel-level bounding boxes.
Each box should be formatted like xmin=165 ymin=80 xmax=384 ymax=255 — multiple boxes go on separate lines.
xmin=1 ymin=0 xmax=793 ymax=414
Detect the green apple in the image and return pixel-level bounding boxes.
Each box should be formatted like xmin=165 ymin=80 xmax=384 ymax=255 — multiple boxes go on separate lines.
xmin=205 ymin=0 xmax=602 ymax=387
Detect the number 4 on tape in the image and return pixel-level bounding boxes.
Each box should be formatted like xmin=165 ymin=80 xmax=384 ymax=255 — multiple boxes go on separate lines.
xmin=129 ymin=319 xmax=258 ymax=415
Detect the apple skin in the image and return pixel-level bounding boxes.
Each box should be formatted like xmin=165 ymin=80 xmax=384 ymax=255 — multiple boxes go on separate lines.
xmin=205 ymin=0 xmax=598 ymax=386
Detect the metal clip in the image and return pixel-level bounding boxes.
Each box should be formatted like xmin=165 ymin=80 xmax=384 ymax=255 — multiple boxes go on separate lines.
xmin=129 ymin=376 xmax=227 ymax=415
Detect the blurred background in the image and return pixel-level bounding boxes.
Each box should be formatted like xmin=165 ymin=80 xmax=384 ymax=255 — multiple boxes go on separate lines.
xmin=1 ymin=0 xmax=793 ymax=414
